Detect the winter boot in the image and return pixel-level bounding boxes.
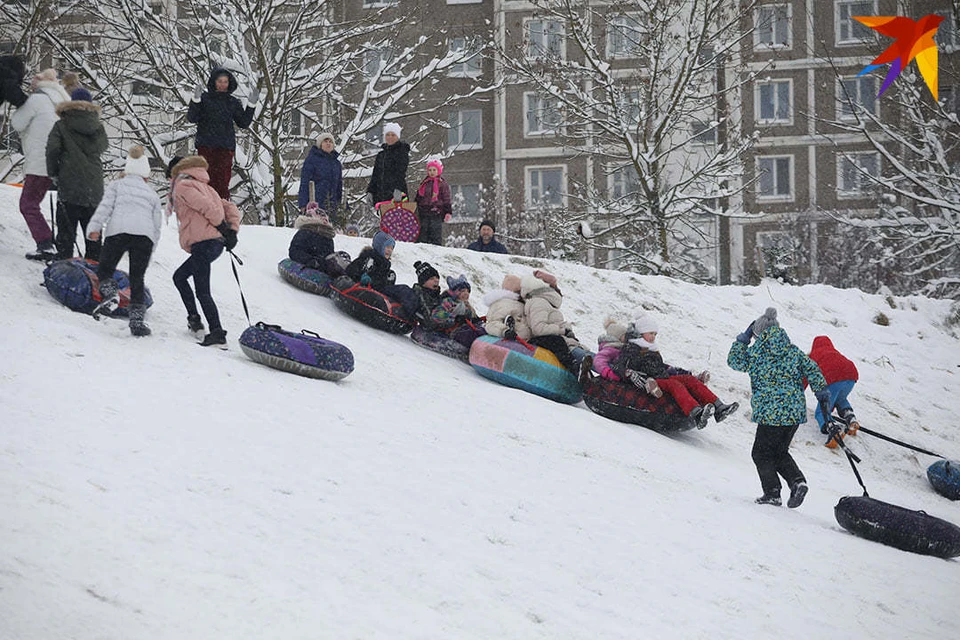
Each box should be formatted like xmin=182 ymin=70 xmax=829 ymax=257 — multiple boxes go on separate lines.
xmin=128 ymin=304 xmax=151 ymax=337
xmin=503 ymin=315 xmax=517 ymax=341
xmin=25 ymin=239 xmax=58 ymax=262
xmin=92 ymin=279 xmax=120 ymax=320
xmin=690 ymin=403 xmax=715 ymax=429
xmin=579 ymin=355 xmax=594 ymax=383
xmin=198 ymin=328 xmax=228 ymax=348
xmin=187 ymin=314 xmax=205 ymax=333
xmin=839 ymin=408 xmax=859 ymax=436
xmin=713 ymin=400 xmax=740 ymax=423
xmin=787 ymin=482 xmax=808 ymax=509
xmin=824 ymin=428 xmax=845 ymax=449
xmin=755 ymin=492 xmax=782 ymax=506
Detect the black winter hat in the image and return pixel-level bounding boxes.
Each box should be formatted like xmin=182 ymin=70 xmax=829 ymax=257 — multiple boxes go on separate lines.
xmin=479 ymin=219 xmax=496 ymax=233
xmin=165 ymin=155 xmax=184 ymax=180
xmin=414 ymin=260 xmax=440 ymax=285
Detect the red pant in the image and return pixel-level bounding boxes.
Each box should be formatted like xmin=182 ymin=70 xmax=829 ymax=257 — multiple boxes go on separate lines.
xmin=197 ymin=146 xmax=234 ymax=200
xmin=656 ymin=375 xmax=718 ymax=415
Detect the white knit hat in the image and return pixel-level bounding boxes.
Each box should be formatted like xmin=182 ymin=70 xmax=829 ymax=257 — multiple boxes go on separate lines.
xmin=630 ymin=312 xmax=659 ymax=335
xmin=124 ymin=145 xmax=151 ymax=178
xmin=383 ymin=122 xmax=402 ymax=138
xmin=316 ymin=132 xmax=335 ymax=146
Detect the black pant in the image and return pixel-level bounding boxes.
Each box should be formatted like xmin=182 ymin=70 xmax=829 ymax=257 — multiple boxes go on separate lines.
xmin=751 ymin=424 xmax=805 ymax=495
xmin=96 ymin=233 xmax=154 ymax=305
xmin=418 ymin=215 xmax=443 ymax=245
xmin=56 ymin=202 xmax=100 ymax=261
xmin=173 ymin=238 xmax=225 ymax=331
xmin=530 ymin=334 xmax=574 ymax=371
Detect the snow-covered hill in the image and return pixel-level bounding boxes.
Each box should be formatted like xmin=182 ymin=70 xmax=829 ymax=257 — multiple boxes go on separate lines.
xmin=1 ymin=183 xmax=958 ymax=639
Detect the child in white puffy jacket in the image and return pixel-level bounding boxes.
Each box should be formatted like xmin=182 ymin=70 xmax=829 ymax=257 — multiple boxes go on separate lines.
xmin=520 ymin=272 xmax=590 ymax=371
xmin=482 ymin=274 xmax=531 ymax=341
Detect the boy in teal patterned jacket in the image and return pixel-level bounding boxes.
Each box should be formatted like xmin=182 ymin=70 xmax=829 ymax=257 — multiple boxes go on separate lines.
xmin=728 ymin=307 xmax=830 ymax=509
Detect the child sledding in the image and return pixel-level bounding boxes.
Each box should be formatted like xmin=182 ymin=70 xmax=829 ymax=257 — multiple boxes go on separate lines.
xmin=279 ymin=197 xmax=350 ymax=296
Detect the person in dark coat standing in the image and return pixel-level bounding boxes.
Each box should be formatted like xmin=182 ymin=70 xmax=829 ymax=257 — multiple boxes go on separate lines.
xmin=0 ymin=55 xmax=28 ymax=108
xmin=297 ymin=132 xmax=344 ymax=224
xmin=467 ymin=219 xmax=508 ymax=254
xmin=414 ymin=159 xmax=452 ymax=245
xmin=46 ymin=88 xmax=108 ymax=260
xmin=186 ymin=68 xmax=256 ymax=199
xmin=365 ymin=122 xmax=410 ymax=204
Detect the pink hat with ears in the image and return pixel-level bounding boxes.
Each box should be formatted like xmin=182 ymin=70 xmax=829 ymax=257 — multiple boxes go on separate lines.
xmin=426 ymin=159 xmax=443 ymax=176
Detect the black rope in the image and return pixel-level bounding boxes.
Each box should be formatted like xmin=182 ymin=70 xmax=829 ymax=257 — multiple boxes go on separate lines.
xmin=227 ymin=249 xmax=251 ymax=326
xmin=855 ymin=425 xmax=946 ymax=459
xmin=828 ymin=428 xmax=870 ymax=497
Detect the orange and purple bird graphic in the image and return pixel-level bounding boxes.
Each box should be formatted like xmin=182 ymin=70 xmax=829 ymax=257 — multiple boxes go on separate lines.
xmin=854 ymin=14 xmax=944 ymax=100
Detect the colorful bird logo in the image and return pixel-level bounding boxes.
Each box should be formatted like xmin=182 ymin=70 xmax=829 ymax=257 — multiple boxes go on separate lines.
xmin=854 ymin=14 xmax=944 ymax=100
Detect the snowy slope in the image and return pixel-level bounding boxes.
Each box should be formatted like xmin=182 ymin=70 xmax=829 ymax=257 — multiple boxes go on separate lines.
xmin=1 ymin=183 xmax=958 ymax=640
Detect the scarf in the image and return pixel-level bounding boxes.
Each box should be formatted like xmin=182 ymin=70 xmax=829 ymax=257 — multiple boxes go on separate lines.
xmin=417 ymin=176 xmax=440 ymax=202
xmin=629 ymin=337 xmax=660 ymax=352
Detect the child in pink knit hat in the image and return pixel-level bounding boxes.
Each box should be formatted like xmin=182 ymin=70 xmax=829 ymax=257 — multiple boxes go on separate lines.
xmin=414 ymin=158 xmax=451 ymax=246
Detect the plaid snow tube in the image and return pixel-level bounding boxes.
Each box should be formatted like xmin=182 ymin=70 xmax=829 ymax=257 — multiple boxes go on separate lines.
xmin=239 ymin=322 xmax=354 ymax=381
xmin=580 ymin=369 xmax=696 ymax=433
xmin=329 ymin=281 xmax=414 ymax=335
xmin=277 ymin=258 xmax=333 ymax=296
xmin=927 ymin=460 xmax=960 ymax=500
xmin=43 ymin=257 xmax=153 ymax=317
xmin=410 ymin=325 xmax=471 ymax=362
xmin=468 ymin=335 xmax=582 ymax=404
xmin=835 ymin=495 xmax=960 ymax=558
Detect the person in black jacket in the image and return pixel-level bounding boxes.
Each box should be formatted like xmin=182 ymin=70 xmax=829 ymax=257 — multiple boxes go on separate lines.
xmin=467 ymin=219 xmax=508 ymax=254
xmin=0 ymin=55 xmax=28 ymax=108
xmin=365 ymin=122 xmax=410 ymax=204
xmin=186 ymin=68 xmax=256 ymax=199
xmin=412 ymin=260 xmax=443 ymax=330
xmin=345 ymin=230 xmax=397 ymax=291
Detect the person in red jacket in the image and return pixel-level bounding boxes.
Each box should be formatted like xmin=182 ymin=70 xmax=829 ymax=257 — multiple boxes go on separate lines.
xmin=808 ymin=336 xmax=860 ymax=448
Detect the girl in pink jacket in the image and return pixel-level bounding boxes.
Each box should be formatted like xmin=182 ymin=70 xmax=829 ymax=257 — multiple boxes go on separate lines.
xmin=593 ymin=317 xmax=628 ymax=381
xmin=167 ymin=155 xmax=240 ymax=347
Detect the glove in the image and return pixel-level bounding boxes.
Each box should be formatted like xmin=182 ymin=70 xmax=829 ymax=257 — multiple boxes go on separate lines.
xmin=815 ymin=388 xmax=833 ymax=421
xmin=503 ymin=328 xmax=517 ymax=340
xmin=452 ymin=301 xmax=467 ymax=317
xmin=222 ymin=229 xmax=238 ymax=251
xmin=600 ymin=369 xmax=621 ymax=382
xmin=736 ymin=321 xmax=755 ymax=344
xmin=193 ymin=84 xmax=203 ymax=101
xmin=564 ymin=327 xmax=577 ymax=340
xmin=444 ymin=213 xmax=452 ymax=223
xmin=696 ymin=371 xmax=710 ymax=384
xmin=359 ymin=273 xmax=372 ymax=287
xmin=392 ymin=189 xmax=403 ymax=201
xmin=248 ymin=87 xmax=259 ymax=104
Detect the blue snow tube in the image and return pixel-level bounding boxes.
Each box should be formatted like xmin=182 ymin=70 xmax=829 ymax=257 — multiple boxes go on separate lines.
xmin=834 ymin=495 xmax=960 ymax=558
xmin=239 ymin=322 xmax=354 ymax=380
xmin=927 ymin=460 xmax=960 ymax=500
xmin=43 ymin=257 xmax=153 ymax=317
xmin=410 ymin=325 xmax=471 ymax=362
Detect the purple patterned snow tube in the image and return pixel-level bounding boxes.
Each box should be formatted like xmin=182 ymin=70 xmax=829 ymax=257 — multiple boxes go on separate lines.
xmin=239 ymin=322 xmax=354 ymax=380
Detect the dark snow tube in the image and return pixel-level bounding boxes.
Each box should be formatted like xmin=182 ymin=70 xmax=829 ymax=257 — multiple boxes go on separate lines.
xmin=580 ymin=368 xmax=695 ymax=433
xmin=468 ymin=335 xmax=582 ymax=404
xmin=410 ymin=325 xmax=471 ymax=362
xmin=927 ymin=460 xmax=960 ymax=500
xmin=43 ymin=257 xmax=153 ymax=317
xmin=834 ymin=495 xmax=960 ymax=559
xmin=277 ymin=258 xmax=333 ymax=296
xmin=330 ymin=283 xmax=414 ymax=335
xmin=239 ymin=322 xmax=354 ymax=380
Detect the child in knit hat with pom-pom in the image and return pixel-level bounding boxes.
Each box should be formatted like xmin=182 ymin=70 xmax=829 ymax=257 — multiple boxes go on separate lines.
xmin=86 ymin=145 xmax=162 ymax=337
xmin=414 ymin=159 xmax=451 ymax=245
xmin=482 ymin=274 xmax=532 ymax=341
xmin=610 ymin=311 xmax=739 ymax=429
xmin=429 ymin=274 xmax=487 ymax=347
xmin=591 ymin=317 xmax=630 ymax=381
xmin=412 ymin=260 xmax=443 ymax=330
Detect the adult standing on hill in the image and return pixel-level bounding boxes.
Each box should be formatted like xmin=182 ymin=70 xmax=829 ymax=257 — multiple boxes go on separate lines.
xmin=187 ymin=68 xmax=257 ymax=200
xmin=727 ymin=307 xmax=830 ymax=509
xmin=46 ymin=87 xmax=108 ymax=260
xmin=298 ymin=132 xmax=344 ymax=224
xmin=0 ymin=55 xmax=28 ymax=108
xmin=365 ymin=122 xmax=410 ymax=204
xmin=11 ymin=68 xmax=71 ymax=260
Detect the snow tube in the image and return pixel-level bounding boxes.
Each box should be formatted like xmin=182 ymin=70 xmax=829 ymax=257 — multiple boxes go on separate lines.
xmin=927 ymin=460 xmax=960 ymax=500
xmin=834 ymin=495 xmax=960 ymax=559
xmin=579 ymin=366 xmax=695 ymax=433
xmin=43 ymin=257 xmax=153 ymax=317
xmin=277 ymin=258 xmax=333 ymax=296
xmin=239 ymin=322 xmax=354 ymax=381
xmin=410 ymin=325 xmax=471 ymax=362
xmin=378 ymin=200 xmax=419 ymax=242
xmin=330 ymin=282 xmax=414 ymax=334
xmin=468 ymin=335 xmax=582 ymax=404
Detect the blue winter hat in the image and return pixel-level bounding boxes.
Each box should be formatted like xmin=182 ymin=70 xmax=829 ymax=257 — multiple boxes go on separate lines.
xmin=446 ymin=274 xmax=471 ymax=293
xmin=70 ymin=87 xmax=92 ymax=102
xmin=372 ymin=230 xmax=395 ymax=257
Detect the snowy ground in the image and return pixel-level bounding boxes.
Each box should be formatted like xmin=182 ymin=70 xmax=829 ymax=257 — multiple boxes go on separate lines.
xmin=1 ymin=183 xmax=958 ymax=639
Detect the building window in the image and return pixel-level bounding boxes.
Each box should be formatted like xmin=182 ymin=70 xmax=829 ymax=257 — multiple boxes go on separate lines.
xmin=617 ymin=87 xmax=641 ymax=125
xmin=757 ymin=155 xmax=793 ymax=200
xmin=524 ymin=92 xmax=561 ymax=136
xmin=837 ymin=152 xmax=879 ymax=197
xmin=282 ymin=110 xmax=303 ymax=136
xmin=607 ymin=14 xmax=643 ymax=59
xmin=364 ymin=123 xmax=383 ymax=145
xmin=448 ymin=109 xmax=483 ymax=150
xmin=448 ymin=37 xmax=482 ymax=77
xmin=131 ymin=78 xmax=163 ymax=99
xmin=836 ymin=1 xmax=876 ymax=45
xmin=451 ymin=184 xmax=481 ymax=220
xmin=607 ymin=164 xmax=640 ymax=200
xmin=756 ymin=79 xmax=791 ymax=124
xmin=941 ymin=85 xmax=960 ymax=118
xmin=691 ymin=116 xmax=717 ymax=144
xmin=837 ymin=76 xmax=878 ymax=120
xmin=526 ymin=19 xmax=564 ymax=58
xmin=526 ymin=166 xmax=565 ymax=207
xmin=363 ymin=50 xmax=397 ymax=81
xmin=755 ymin=4 xmax=791 ymax=49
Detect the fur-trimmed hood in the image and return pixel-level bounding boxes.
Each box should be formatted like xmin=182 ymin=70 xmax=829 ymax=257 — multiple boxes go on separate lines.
xmin=294 ymin=214 xmax=336 ymax=238
xmin=170 ymin=155 xmax=209 ymax=179
xmin=54 ymin=100 xmax=102 ymax=136
xmin=206 ymin=68 xmax=238 ymax=94
xmin=55 ymin=100 xmax=100 ymax=116
xmin=482 ymin=288 xmax=520 ymax=307
xmin=33 ymin=80 xmax=71 ymax=104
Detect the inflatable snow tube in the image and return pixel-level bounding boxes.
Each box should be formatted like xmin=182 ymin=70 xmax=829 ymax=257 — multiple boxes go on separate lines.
xmin=927 ymin=460 xmax=960 ymax=501
xmin=330 ymin=282 xmax=414 ymax=335
xmin=834 ymin=495 xmax=960 ymax=559
xmin=239 ymin=322 xmax=354 ymax=381
xmin=277 ymin=258 xmax=333 ymax=296
xmin=579 ymin=367 xmax=695 ymax=433
xmin=378 ymin=201 xmax=419 ymax=242
xmin=468 ymin=335 xmax=582 ymax=404
xmin=410 ymin=325 xmax=471 ymax=362
xmin=43 ymin=257 xmax=153 ymax=317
